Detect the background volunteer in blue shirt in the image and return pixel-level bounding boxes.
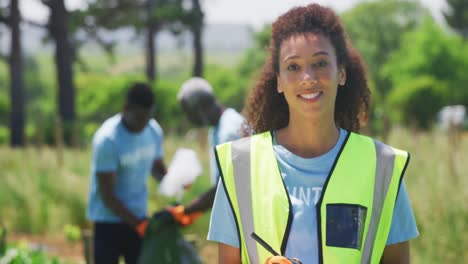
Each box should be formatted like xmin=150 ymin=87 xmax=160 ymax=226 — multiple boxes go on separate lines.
xmin=167 ymin=77 xmax=245 ymax=225
xmin=86 ymin=82 xmax=167 ymax=264
xmin=208 ymin=4 xmax=418 ymax=264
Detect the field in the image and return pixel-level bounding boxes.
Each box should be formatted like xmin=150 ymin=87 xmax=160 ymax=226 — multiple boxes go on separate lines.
xmin=0 ymin=128 xmax=467 ymax=263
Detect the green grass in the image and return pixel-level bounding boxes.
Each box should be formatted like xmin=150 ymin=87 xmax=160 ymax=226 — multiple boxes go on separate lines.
xmin=387 ymin=128 xmax=468 ymax=263
xmin=0 ymin=146 xmax=90 ymax=233
xmin=0 ymin=244 xmax=63 ymax=264
xmin=0 ymin=129 xmax=467 ymax=263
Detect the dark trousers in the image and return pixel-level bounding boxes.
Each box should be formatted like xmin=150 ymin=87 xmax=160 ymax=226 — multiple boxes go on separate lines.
xmin=93 ymin=222 xmax=142 ymax=264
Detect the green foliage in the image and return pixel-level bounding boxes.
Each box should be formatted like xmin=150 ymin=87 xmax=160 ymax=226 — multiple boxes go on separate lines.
xmin=443 ymin=0 xmax=468 ymax=39
xmin=0 ymin=224 xmax=6 ymax=256
xmin=75 ymin=73 xmax=144 ymax=140
xmin=153 ymin=78 xmax=186 ymax=132
xmin=0 ymin=93 xmax=8 ymax=127
xmin=341 ymin=0 xmax=427 ymax=135
xmin=389 ymin=76 xmax=446 ymax=129
xmin=237 ymin=25 xmax=270 ymax=80
xmin=205 ymin=64 xmax=248 ymax=112
xmin=0 ymin=147 xmax=90 ymax=233
xmin=21 ymin=56 xmax=58 ymax=145
xmin=63 ymin=224 xmax=81 ymax=243
xmin=85 ymin=0 xmax=200 ymax=36
xmin=76 ymin=73 xmax=143 ymax=121
xmin=24 ymin=56 xmax=51 ymax=117
xmin=0 ymin=126 xmax=8 ymax=145
xmin=341 ymin=0 xmax=427 ymax=98
xmin=0 ymin=246 xmax=60 ymax=264
xmin=383 ymin=17 xmax=468 ymax=108
xmin=151 ymin=0 xmax=198 ymax=30
xmin=0 ymin=62 xmax=10 ymax=127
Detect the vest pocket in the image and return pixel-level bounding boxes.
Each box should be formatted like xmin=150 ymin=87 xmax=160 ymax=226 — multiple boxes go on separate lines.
xmin=325 ymin=203 xmax=367 ymax=250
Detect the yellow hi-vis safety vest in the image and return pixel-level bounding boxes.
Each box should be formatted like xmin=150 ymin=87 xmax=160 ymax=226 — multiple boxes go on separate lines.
xmin=215 ymin=131 xmax=409 ymax=264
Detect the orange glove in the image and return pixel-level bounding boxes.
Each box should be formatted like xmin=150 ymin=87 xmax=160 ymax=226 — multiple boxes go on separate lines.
xmin=265 ymin=256 xmax=302 ymax=264
xmin=135 ymin=219 xmax=148 ymax=238
xmin=166 ymin=205 xmax=202 ymax=226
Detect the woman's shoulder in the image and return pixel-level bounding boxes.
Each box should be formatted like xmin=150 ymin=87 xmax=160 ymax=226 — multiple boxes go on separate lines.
xmin=216 ymin=131 xmax=272 ymax=149
xmin=347 ymin=131 xmax=408 ymax=158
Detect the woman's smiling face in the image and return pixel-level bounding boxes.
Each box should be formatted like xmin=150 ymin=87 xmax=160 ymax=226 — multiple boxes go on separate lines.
xmin=276 ymin=33 xmax=346 ymax=123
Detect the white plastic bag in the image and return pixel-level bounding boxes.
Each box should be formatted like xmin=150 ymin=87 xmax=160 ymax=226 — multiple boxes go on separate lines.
xmin=158 ymin=148 xmax=202 ymax=199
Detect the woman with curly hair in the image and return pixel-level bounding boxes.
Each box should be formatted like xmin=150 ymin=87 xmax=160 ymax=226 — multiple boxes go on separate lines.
xmin=208 ymin=4 xmax=418 ymax=264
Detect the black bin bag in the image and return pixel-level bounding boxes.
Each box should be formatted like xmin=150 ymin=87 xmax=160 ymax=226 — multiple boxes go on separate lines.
xmin=137 ymin=210 xmax=203 ymax=264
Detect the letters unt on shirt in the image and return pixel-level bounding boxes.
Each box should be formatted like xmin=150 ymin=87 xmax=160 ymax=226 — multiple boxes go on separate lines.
xmin=287 ymin=186 xmax=323 ymax=206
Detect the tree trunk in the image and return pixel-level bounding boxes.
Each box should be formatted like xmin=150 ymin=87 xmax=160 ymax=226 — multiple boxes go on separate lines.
xmin=49 ymin=0 xmax=75 ymax=124
xmin=146 ymin=25 xmax=157 ymax=81
xmin=145 ymin=0 xmax=157 ymax=81
xmin=191 ymin=0 xmax=203 ymax=77
xmin=9 ymin=0 xmax=25 ymax=147
xmin=48 ymin=0 xmax=77 ymax=146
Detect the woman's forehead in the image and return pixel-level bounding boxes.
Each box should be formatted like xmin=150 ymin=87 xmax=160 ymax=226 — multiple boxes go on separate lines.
xmin=279 ymin=33 xmax=335 ymax=59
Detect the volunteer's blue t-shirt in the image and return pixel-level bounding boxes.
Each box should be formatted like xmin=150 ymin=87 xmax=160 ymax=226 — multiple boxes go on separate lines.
xmin=87 ymin=114 xmax=164 ymax=222
xmin=208 ymin=108 xmax=244 ymax=185
xmin=208 ymin=129 xmax=419 ymax=262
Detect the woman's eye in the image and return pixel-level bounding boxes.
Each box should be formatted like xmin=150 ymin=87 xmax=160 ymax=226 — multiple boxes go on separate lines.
xmin=287 ymin=64 xmax=299 ymax=71
xmin=315 ymin=61 xmax=328 ymax=68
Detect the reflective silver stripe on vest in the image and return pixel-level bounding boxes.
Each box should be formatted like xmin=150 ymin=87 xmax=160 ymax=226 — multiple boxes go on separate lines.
xmin=231 ymin=137 xmax=260 ymax=263
xmin=361 ymin=140 xmax=396 ymax=264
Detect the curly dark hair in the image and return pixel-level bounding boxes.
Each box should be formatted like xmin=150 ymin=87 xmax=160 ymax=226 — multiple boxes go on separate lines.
xmin=243 ymin=4 xmax=370 ymax=134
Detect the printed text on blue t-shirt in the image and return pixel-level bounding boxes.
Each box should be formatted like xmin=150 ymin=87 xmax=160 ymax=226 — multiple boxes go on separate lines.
xmin=287 ymin=185 xmax=322 ymax=206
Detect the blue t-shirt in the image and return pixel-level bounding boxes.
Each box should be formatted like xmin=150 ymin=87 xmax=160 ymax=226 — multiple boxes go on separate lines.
xmin=87 ymin=114 xmax=164 ymax=222
xmin=208 ymin=108 xmax=244 ymax=185
xmin=208 ymin=129 xmax=419 ymax=262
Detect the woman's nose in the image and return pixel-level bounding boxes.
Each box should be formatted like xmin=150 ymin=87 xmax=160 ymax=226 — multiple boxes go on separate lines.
xmin=300 ymin=68 xmax=317 ymax=86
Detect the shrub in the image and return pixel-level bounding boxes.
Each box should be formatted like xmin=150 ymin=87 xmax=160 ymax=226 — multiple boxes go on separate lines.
xmin=389 ymin=76 xmax=446 ymax=129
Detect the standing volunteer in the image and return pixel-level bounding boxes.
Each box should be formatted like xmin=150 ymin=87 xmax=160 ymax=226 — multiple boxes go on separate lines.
xmin=208 ymin=4 xmax=419 ymax=264
xmin=87 ymin=82 xmax=167 ymax=264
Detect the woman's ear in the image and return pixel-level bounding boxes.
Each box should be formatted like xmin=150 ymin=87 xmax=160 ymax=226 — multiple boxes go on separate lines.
xmin=338 ymin=65 xmax=346 ymax=86
xmin=277 ymin=76 xmax=283 ymax=93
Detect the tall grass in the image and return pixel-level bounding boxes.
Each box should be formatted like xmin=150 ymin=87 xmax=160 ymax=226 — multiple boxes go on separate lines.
xmin=0 ymin=130 xmax=212 ymax=233
xmin=388 ymin=128 xmax=468 ymax=263
xmin=0 ymin=147 xmax=90 ymax=233
xmin=0 ymin=129 xmax=466 ymax=263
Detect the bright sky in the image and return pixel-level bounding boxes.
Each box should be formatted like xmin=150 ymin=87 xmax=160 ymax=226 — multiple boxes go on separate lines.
xmin=21 ymin=0 xmax=447 ymax=29
xmin=204 ymin=0 xmax=447 ymax=29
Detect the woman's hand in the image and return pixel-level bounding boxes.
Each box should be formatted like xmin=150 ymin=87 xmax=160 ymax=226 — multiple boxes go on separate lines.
xmin=265 ymin=256 xmax=301 ymax=264
xmin=265 ymin=256 xmax=292 ymax=264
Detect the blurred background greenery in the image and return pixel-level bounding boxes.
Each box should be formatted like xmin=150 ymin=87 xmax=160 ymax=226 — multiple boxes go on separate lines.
xmin=0 ymin=0 xmax=467 ymax=263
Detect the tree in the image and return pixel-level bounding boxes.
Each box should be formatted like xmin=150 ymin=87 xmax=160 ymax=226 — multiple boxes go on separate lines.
xmin=383 ymin=17 xmax=468 ymax=128
xmin=388 ymin=76 xmax=446 ymax=129
xmin=19 ymin=0 xmax=117 ymax=146
xmin=8 ymin=0 xmax=23 ymax=146
xmin=341 ymin=0 xmax=427 ymax=137
xmin=188 ymin=0 xmax=203 ymax=77
xmin=146 ymin=0 xmax=158 ymax=81
xmin=0 ymin=0 xmax=25 ymax=146
xmin=443 ymin=0 xmax=468 ymax=39
xmin=85 ymin=0 xmax=203 ymax=81
xmin=44 ymin=0 xmax=76 ymax=122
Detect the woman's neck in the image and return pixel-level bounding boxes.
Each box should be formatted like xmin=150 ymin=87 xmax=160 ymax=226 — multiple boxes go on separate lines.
xmin=276 ymin=116 xmax=339 ymax=158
